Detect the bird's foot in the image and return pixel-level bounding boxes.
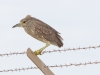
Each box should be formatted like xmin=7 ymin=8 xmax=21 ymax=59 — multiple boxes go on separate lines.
xmin=33 ymin=49 xmax=43 ymax=55
xmin=33 ymin=43 xmax=50 ymax=55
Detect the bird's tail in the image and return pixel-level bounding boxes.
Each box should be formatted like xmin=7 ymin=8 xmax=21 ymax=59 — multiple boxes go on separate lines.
xmin=56 ymin=34 xmax=63 ymax=47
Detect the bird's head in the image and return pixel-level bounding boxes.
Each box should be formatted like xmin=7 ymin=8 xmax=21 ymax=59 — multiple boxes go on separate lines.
xmin=12 ymin=15 xmax=32 ymax=28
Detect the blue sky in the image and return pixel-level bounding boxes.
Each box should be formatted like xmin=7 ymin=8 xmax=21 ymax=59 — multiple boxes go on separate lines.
xmin=0 ymin=0 xmax=100 ymax=75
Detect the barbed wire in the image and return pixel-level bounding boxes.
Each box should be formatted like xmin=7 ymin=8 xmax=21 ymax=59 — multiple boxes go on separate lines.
xmin=0 ymin=61 xmax=100 ymax=72
xmin=43 ymin=45 xmax=100 ymax=54
xmin=0 ymin=52 xmax=26 ymax=57
xmin=0 ymin=45 xmax=100 ymax=57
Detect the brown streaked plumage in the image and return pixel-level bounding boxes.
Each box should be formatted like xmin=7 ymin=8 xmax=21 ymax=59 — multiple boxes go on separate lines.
xmin=12 ymin=15 xmax=63 ymax=55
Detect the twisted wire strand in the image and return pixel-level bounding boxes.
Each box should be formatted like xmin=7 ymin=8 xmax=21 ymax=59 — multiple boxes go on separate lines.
xmin=0 ymin=61 xmax=100 ymax=72
xmin=0 ymin=45 xmax=100 ymax=57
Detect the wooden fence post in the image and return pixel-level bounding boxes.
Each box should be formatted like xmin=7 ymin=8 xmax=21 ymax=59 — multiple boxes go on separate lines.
xmin=27 ymin=48 xmax=55 ymax=75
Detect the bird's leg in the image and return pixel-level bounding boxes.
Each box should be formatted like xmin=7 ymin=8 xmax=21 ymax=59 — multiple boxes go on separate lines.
xmin=33 ymin=42 xmax=50 ymax=55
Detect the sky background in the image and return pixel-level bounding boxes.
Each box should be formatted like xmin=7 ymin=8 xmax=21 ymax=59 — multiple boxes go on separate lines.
xmin=0 ymin=0 xmax=100 ymax=75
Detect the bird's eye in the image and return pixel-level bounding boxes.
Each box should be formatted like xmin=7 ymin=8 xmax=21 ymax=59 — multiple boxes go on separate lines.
xmin=23 ymin=21 xmax=26 ymax=23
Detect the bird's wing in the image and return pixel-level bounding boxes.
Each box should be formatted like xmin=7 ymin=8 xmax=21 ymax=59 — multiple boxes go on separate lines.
xmin=33 ymin=18 xmax=61 ymax=35
xmin=33 ymin=18 xmax=63 ymax=46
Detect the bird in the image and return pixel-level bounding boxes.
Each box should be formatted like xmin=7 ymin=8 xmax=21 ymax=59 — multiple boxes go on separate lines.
xmin=12 ymin=15 xmax=63 ymax=55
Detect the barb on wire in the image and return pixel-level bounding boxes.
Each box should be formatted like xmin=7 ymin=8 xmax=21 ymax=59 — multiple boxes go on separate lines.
xmin=0 ymin=45 xmax=100 ymax=57
xmin=0 ymin=61 xmax=100 ymax=72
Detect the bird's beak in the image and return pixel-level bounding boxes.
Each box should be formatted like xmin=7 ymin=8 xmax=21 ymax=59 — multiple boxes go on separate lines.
xmin=12 ymin=23 xmax=23 ymax=28
xmin=12 ymin=24 xmax=19 ymax=28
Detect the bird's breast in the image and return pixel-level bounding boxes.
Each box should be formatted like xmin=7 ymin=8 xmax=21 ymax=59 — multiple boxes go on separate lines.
xmin=23 ymin=27 xmax=48 ymax=43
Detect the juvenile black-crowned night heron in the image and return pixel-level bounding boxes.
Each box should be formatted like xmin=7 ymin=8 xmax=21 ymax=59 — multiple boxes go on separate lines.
xmin=12 ymin=15 xmax=63 ymax=55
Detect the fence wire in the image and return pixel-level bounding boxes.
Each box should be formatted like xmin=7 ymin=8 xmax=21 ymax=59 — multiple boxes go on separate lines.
xmin=0 ymin=61 xmax=100 ymax=72
xmin=0 ymin=45 xmax=100 ymax=57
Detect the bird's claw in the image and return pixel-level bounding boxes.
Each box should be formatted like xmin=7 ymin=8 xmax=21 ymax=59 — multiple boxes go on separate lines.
xmin=33 ymin=50 xmax=43 ymax=55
